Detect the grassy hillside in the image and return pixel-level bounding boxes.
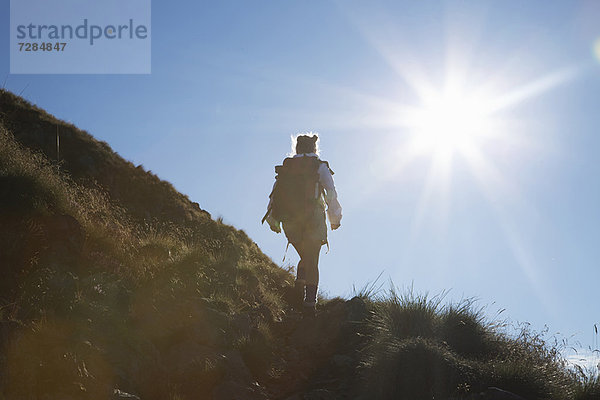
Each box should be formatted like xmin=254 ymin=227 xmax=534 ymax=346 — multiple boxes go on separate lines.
xmin=0 ymin=92 xmax=294 ymax=399
xmin=0 ymin=89 xmax=208 ymax=225
xmin=1 ymin=90 xmax=598 ymax=400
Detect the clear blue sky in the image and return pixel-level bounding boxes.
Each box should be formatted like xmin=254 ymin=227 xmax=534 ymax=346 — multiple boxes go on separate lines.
xmin=2 ymin=0 xmax=600 ymax=364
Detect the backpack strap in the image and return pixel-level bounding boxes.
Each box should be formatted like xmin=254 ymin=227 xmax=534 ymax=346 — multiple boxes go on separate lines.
xmin=261 ymin=209 xmax=269 ymax=224
xmin=282 ymin=241 xmax=290 ymax=263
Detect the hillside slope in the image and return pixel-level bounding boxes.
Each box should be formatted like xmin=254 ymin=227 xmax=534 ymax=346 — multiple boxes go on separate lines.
xmin=0 ymin=90 xmax=296 ymax=399
xmin=0 ymin=89 xmax=208 ymax=225
xmin=0 ymin=90 xmax=598 ymax=400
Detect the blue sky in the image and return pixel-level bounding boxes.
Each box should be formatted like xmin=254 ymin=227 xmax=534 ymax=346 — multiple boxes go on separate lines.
xmin=2 ymin=0 xmax=600 ymax=363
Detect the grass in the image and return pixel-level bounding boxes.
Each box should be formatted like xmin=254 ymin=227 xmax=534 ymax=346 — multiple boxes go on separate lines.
xmin=353 ymin=286 xmax=597 ymax=400
xmin=0 ymin=120 xmax=291 ymax=399
xmin=1 ymin=89 xmax=600 ymax=399
xmin=0 ymin=88 xmax=210 ymax=226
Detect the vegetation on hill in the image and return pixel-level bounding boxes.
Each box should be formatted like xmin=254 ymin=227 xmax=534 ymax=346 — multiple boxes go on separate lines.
xmin=0 ymin=100 xmax=293 ymax=399
xmin=0 ymin=89 xmax=209 ymax=225
xmin=0 ymin=90 xmax=598 ymax=399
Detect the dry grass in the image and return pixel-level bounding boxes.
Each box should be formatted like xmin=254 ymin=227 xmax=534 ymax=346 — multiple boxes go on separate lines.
xmin=355 ymin=286 xmax=595 ymax=400
xmin=0 ymin=121 xmax=291 ymax=399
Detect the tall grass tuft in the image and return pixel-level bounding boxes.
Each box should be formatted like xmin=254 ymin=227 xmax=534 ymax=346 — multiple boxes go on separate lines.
xmin=355 ymin=284 xmax=594 ymax=400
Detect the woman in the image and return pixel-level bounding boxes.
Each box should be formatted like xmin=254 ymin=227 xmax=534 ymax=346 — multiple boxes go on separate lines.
xmin=264 ymin=133 xmax=342 ymax=316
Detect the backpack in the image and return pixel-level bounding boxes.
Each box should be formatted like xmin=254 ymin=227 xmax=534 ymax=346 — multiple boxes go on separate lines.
xmin=267 ymin=156 xmax=324 ymax=224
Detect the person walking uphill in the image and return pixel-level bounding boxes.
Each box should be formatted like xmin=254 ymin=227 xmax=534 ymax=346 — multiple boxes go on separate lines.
xmin=262 ymin=134 xmax=342 ymax=317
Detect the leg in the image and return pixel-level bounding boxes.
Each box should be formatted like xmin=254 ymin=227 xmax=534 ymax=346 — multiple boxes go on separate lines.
xmin=301 ymin=207 xmax=326 ymax=306
xmin=291 ymin=241 xmax=306 ymax=310
xmin=285 ymin=211 xmax=326 ymax=314
xmin=291 ymin=239 xmax=322 ymax=312
xmin=301 ymin=239 xmax=322 ymax=306
xmin=301 ymin=240 xmax=321 ymax=287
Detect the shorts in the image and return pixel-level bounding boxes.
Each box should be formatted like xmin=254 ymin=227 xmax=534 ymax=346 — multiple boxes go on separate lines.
xmin=282 ymin=206 xmax=327 ymax=245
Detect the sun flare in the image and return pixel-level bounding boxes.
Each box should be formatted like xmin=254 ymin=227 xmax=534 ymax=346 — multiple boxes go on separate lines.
xmin=407 ymin=89 xmax=495 ymax=157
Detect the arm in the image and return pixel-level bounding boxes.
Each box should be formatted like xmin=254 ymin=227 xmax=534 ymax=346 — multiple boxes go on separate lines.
xmin=318 ymin=162 xmax=342 ymax=229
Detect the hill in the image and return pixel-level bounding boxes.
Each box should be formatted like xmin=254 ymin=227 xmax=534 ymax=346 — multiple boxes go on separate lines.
xmin=0 ymin=89 xmax=208 ymax=225
xmin=0 ymin=89 xmax=598 ymax=400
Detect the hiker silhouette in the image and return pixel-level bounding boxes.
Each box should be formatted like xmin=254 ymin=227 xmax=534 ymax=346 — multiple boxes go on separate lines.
xmin=263 ymin=134 xmax=342 ymax=317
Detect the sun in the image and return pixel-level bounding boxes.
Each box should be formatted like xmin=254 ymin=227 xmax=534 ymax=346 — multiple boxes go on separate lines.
xmin=407 ymin=88 xmax=496 ymax=158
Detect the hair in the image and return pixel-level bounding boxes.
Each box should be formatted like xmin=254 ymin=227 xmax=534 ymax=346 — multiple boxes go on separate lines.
xmin=290 ymin=132 xmax=320 ymax=156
